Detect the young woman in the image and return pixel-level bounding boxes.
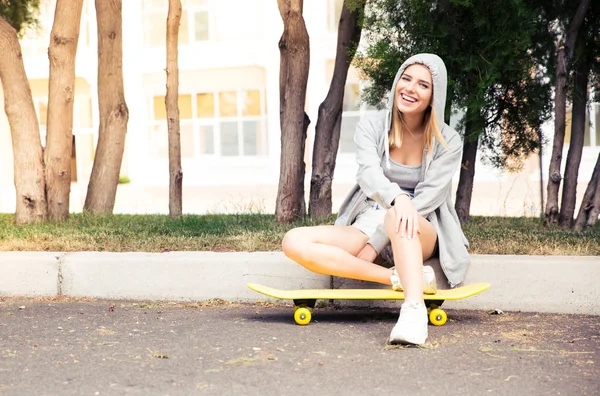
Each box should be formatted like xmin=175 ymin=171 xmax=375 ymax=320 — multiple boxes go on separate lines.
xmin=282 ymin=54 xmax=470 ymax=345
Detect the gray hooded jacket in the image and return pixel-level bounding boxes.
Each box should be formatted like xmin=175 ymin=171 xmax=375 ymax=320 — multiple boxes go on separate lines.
xmin=334 ymin=53 xmax=470 ymax=288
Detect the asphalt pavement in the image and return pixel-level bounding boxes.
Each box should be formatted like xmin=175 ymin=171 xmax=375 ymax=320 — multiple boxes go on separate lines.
xmin=0 ymin=297 xmax=598 ymax=396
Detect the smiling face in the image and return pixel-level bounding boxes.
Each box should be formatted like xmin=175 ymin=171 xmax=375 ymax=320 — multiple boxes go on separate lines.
xmin=395 ymin=64 xmax=433 ymax=116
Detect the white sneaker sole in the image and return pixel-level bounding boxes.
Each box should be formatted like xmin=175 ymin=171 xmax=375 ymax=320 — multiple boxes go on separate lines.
xmin=389 ymin=329 xmax=427 ymax=345
xmin=392 ymin=280 xmax=437 ymax=295
xmin=391 ymin=266 xmax=437 ymax=295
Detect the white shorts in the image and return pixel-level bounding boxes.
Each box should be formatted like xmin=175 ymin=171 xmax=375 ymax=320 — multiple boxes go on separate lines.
xmin=351 ymin=203 xmax=386 ymax=238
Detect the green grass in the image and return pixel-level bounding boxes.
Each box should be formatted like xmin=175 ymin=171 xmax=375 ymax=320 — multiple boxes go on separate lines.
xmin=461 ymin=216 xmax=599 ymax=256
xmin=0 ymin=213 xmax=598 ymax=255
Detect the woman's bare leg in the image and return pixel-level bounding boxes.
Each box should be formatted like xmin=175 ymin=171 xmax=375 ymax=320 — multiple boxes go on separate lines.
xmin=384 ymin=209 xmax=438 ymax=302
xmin=282 ymin=225 xmax=393 ymax=284
xmin=386 ymin=210 xmax=438 ymax=345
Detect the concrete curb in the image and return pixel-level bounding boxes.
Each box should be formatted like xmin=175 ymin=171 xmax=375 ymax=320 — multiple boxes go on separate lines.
xmin=1 ymin=252 xmax=598 ymax=315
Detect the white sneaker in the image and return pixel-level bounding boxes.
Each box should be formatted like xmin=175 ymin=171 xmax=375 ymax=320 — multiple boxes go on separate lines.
xmin=389 ymin=300 xmax=428 ymax=345
xmin=390 ymin=265 xmax=437 ymax=294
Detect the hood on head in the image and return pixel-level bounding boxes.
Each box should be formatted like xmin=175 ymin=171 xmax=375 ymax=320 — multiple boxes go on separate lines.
xmin=386 ymin=53 xmax=447 ymax=130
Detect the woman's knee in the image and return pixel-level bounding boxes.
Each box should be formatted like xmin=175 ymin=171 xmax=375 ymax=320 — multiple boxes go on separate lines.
xmin=383 ymin=208 xmax=396 ymax=235
xmin=384 ymin=211 xmax=428 ymax=246
xmin=281 ymin=227 xmax=310 ymax=260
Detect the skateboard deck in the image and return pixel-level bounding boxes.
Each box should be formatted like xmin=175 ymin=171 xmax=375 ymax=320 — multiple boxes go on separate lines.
xmin=247 ymin=282 xmax=490 ymax=326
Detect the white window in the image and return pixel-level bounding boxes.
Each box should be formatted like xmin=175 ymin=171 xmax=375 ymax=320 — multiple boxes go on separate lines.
xmin=19 ymin=1 xmax=55 ymax=58
xmin=73 ymin=97 xmax=93 ymax=130
xmin=149 ymin=89 xmax=267 ymax=158
xmin=594 ymin=103 xmax=600 ymax=147
xmin=192 ymin=8 xmax=210 ymax=41
xmin=34 ymin=95 xmax=94 ymax=146
xmin=565 ymin=104 xmax=600 ymax=148
xmin=339 ymin=83 xmax=378 ymax=154
xmin=142 ymin=0 xmax=212 ymax=47
xmin=33 ymin=96 xmax=85 ymax=182
xmin=78 ymin=0 xmax=92 ymax=50
xmin=20 ymin=1 xmax=92 ymax=57
xmin=33 ymin=98 xmax=48 ymax=146
xmin=327 ymin=0 xmax=344 ymax=33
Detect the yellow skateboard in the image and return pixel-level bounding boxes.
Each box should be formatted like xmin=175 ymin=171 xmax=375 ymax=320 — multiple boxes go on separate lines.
xmin=247 ymin=282 xmax=490 ymax=326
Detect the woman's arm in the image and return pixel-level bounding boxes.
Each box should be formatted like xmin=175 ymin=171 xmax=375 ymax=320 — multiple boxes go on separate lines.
xmin=411 ymin=130 xmax=463 ymax=216
xmin=354 ymin=116 xmax=410 ymax=208
xmin=366 ymin=128 xmax=463 ymax=252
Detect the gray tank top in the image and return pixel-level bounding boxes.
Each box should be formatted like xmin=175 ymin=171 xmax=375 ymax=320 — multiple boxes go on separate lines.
xmin=384 ymin=158 xmax=421 ymax=198
xmin=366 ymin=157 xmax=422 ymax=208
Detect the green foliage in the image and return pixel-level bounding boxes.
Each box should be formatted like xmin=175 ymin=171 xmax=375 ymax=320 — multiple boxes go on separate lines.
xmin=118 ymin=176 xmax=131 ymax=184
xmin=0 ymin=0 xmax=41 ymax=37
xmin=354 ymin=0 xmax=557 ymax=170
xmin=577 ymin=1 xmax=600 ymax=103
xmin=344 ymin=0 xmax=368 ymax=13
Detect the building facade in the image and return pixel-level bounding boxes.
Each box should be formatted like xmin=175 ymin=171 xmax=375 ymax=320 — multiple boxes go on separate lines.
xmin=0 ymin=0 xmax=598 ymax=216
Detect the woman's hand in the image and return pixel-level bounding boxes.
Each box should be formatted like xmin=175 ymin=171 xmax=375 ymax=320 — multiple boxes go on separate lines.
xmin=357 ymin=243 xmax=377 ymax=263
xmin=392 ymin=194 xmax=420 ymax=239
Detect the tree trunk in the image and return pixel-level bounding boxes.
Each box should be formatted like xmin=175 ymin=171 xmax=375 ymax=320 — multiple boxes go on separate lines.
xmin=0 ymin=16 xmax=47 ymax=224
xmin=166 ymin=0 xmax=182 ymax=218
xmin=84 ymin=0 xmax=129 ymax=214
xmin=559 ymin=54 xmax=588 ymax=230
xmin=538 ymin=128 xmax=544 ymax=218
xmin=455 ymin=119 xmax=478 ymax=224
xmin=545 ymin=0 xmax=590 ymax=224
xmin=308 ymin=0 xmax=364 ymax=220
xmin=44 ymin=0 xmax=84 ymax=221
xmin=573 ymin=153 xmax=600 ymax=231
xmin=275 ymin=0 xmax=310 ymax=223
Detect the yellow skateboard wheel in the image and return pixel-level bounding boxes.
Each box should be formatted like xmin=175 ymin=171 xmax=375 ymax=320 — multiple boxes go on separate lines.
xmin=294 ymin=307 xmax=312 ymax=325
xmin=429 ymin=308 xmax=447 ymax=326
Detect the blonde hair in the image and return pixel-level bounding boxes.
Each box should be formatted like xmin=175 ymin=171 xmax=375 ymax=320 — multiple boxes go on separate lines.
xmin=389 ymin=106 xmax=447 ymax=153
xmin=389 ymin=71 xmax=448 ymax=153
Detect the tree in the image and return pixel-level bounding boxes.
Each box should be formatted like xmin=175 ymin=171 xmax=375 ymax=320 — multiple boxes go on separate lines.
xmin=573 ymin=153 xmax=600 ymax=231
xmin=0 ymin=10 xmax=46 ymax=225
xmin=559 ymin=40 xmax=588 ymax=229
xmin=558 ymin=0 xmax=600 ymax=229
xmin=454 ymin=109 xmax=478 ymax=223
xmin=308 ymin=0 xmax=365 ymax=220
xmin=44 ymin=0 xmax=84 ymax=221
xmin=575 ymin=3 xmax=600 ymax=230
xmin=166 ymin=0 xmax=182 ymax=218
xmin=275 ymin=0 xmax=310 ymax=223
xmin=355 ymin=0 xmax=554 ymax=223
xmin=84 ymin=0 xmax=129 ymax=214
xmin=544 ymin=0 xmax=591 ymax=224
